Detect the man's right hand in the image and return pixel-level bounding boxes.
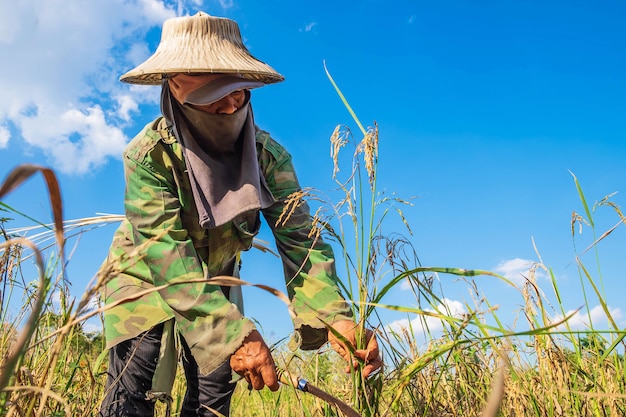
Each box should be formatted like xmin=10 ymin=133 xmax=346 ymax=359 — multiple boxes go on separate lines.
xmin=230 ymin=330 xmax=279 ymax=391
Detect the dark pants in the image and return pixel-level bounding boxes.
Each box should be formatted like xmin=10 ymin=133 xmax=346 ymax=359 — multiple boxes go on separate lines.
xmin=99 ymin=322 xmax=236 ymax=417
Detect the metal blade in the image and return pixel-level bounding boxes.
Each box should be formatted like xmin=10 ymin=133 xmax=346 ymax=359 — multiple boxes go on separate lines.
xmin=279 ymin=372 xmax=360 ymax=417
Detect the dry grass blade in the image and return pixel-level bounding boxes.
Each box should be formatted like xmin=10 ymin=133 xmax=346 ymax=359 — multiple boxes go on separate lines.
xmin=480 ymin=348 xmax=509 ymax=417
xmin=578 ymin=219 xmax=622 ymax=258
xmin=36 ymin=275 xmax=295 ymax=346
xmin=3 ymin=386 xmax=71 ymax=416
xmin=3 ymin=214 xmax=278 ymax=261
xmin=0 ymin=164 xmax=65 ymax=257
xmin=0 ymin=238 xmax=47 ymax=391
xmin=204 ymin=275 xmax=293 ymax=314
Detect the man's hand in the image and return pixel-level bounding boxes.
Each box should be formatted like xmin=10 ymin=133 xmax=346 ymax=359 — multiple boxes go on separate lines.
xmin=230 ymin=330 xmax=279 ymax=391
xmin=328 ymin=320 xmax=382 ymax=378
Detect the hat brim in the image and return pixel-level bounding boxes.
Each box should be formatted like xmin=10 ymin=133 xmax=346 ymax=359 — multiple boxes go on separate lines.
xmin=184 ymin=76 xmax=265 ymax=105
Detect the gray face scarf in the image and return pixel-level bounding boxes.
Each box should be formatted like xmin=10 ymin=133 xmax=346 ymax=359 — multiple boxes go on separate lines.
xmin=161 ymin=82 xmax=275 ymax=229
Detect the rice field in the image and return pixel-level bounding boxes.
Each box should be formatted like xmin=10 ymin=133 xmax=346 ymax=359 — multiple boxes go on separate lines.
xmin=1 ymin=91 xmax=625 ymax=416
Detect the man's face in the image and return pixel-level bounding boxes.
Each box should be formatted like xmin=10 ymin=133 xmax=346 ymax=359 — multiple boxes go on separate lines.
xmin=194 ymin=88 xmax=246 ymax=115
xmin=168 ymin=73 xmax=247 ymax=115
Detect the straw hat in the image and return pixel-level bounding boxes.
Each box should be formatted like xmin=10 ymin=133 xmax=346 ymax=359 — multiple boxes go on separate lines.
xmin=120 ymin=12 xmax=284 ymax=85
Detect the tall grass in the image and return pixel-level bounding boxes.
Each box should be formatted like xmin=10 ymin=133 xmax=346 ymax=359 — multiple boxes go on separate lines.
xmin=0 ymin=88 xmax=625 ymax=416
xmin=0 ymin=166 xmax=112 ymax=416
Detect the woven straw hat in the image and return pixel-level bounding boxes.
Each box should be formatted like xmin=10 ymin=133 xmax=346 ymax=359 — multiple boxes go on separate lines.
xmin=120 ymin=12 xmax=284 ymax=85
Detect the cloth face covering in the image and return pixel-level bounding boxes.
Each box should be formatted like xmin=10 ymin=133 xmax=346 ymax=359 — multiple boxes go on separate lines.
xmin=161 ymin=81 xmax=275 ymax=229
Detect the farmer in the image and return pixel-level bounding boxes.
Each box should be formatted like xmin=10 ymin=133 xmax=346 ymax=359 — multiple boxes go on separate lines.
xmin=99 ymin=11 xmax=381 ymax=417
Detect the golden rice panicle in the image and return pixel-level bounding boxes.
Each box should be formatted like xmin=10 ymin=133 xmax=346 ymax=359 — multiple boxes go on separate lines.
xmin=276 ymin=189 xmax=307 ymax=227
xmin=357 ymin=122 xmax=379 ymax=188
xmin=570 ymin=210 xmax=588 ymax=235
xmin=330 ymin=124 xmax=349 ymax=179
xmin=308 ymin=205 xmax=324 ymax=241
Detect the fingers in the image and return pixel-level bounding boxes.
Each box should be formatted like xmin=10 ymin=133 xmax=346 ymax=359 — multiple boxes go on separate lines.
xmin=244 ymin=359 xmax=279 ymax=391
xmin=328 ymin=321 xmax=383 ymax=377
xmin=361 ymin=353 xmax=383 ymax=378
xmin=348 ymin=345 xmax=382 ymax=377
xmin=232 ymin=358 xmax=278 ymax=391
xmin=230 ymin=330 xmax=279 ymax=391
xmin=258 ymin=362 xmax=280 ymax=391
xmin=247 ymin=369 xmax=264 ymax=390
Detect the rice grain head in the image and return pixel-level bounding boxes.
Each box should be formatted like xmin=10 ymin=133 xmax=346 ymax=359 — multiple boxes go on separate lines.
xmin=330 ymin=125 xmax=349 ymax=179
xmin=276 ymin=190 xmax=308 ymax=227
xmin=356 ymin=123 xmax=379 ymax=189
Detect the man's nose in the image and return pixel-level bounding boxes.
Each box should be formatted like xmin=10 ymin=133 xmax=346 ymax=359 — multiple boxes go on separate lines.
xmin=216 ymin=95 xmax=239 ymax=114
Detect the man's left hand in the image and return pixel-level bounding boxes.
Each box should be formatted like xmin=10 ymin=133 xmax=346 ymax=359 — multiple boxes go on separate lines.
xmin=328 ymin=320 xmax=382 ymax=378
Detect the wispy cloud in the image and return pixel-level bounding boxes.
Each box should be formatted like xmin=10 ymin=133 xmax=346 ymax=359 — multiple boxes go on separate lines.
xmin=493 ymin=257 xmax=543 ymax=285
xmin=552 ymin=305 xmax=623 ymax=330
xmin=300 ymin=21 xmax=317 ymax=33
xmin=0 ymin=0 xmax=179 ymax=175
xmin=408 ymin=15 xmax=416 ymax=24
xmin=387 ymin=298 xmax=467 ymax=336
xmin=218 ymin=0 xmax=234 ymax=9
xmin=0 ymin=125 xmax=8 ymax=149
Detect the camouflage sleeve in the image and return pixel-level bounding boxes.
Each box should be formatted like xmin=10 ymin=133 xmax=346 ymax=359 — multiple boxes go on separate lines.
xmin=122 ymin=141 xmax=254 ymax=374
xmin=258 ymin=132 xmax=353 ymax=350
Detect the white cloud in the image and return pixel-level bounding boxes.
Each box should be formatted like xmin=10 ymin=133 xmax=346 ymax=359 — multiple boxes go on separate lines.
xmin=140 ymin=0 xmax=178 ymax=21
xmin=115 ymin=94 xmax=140 ymax=122
xmin=401 ymin=271 xmax=438 ymax=291
xmin=82 ymin=320 xmax=103 ymax=335
xmin=300 ymin=22 xmax=317 ymax=33
xmin=553 ymin=305 xmax=623 ymax=331
xmin=0 ymin=0 xmax=180 ymax=175
xmin=493 ymin=257 xmax=543 ymax=285
xmin=0 ymin=124 xmax=9 ymax=148
xmin=217 ymin=0 xmax=234 ymax=9
xmin=387 ymin=298 xmax=467 ymax=335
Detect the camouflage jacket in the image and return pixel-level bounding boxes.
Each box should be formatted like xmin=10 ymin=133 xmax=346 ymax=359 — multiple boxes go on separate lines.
xmin=101 ymin=117 xmax=352 ymax=375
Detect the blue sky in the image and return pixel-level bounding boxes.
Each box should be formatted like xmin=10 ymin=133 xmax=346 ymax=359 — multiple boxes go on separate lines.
xmin=1 ymin=0 xmax=625 ymax=343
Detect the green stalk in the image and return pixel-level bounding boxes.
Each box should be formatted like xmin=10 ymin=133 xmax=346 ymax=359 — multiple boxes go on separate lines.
xmin=325 ymin=63 xmax=382 ymax=416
